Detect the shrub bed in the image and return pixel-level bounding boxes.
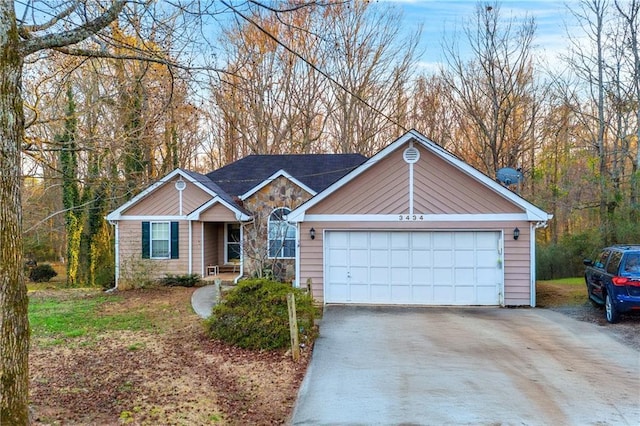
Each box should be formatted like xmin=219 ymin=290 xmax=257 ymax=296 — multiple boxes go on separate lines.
xmin=206 ymin=278 xmax=318 ymax=350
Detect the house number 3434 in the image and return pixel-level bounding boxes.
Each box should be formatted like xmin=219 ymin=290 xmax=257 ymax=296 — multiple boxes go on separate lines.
xmin=398 ymin=215 xmax=424 ymax=221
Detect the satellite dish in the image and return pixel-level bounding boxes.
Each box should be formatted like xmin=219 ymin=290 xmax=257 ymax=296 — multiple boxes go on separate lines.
xmin=496 ymin=167 xmax=524 ymax=186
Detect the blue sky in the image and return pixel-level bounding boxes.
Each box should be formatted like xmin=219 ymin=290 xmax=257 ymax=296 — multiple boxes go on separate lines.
xmin=386 ymin=0 xmax=573 ymax=71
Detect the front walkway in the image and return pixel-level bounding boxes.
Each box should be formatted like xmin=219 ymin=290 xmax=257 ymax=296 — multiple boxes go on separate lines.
xmin=191 ymin=285 xmax=219 ymax=318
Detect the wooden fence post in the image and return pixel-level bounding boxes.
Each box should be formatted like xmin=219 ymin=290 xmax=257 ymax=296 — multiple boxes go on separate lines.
xmin=287 ymin=293 xmax=300 ymax=362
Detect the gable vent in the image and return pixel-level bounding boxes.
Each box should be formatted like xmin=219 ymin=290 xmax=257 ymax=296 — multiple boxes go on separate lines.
xmin=403 ymin=146 xmax=420 ymax=164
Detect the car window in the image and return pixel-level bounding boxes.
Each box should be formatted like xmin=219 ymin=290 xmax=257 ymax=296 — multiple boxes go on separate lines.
xmin=595 ymin=250 xmax=610 ymax=269
xmin=606 ymin=251 xmax=623 ymax=275
xmin=623 ymin=253 xmax=640 ymax=273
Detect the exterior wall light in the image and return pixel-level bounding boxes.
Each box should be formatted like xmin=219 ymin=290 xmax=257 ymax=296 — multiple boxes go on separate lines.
xmin=310 ymin=228 xmax=316 ymax=240
xmin=513 ymin=227 xmax=520 ymax=240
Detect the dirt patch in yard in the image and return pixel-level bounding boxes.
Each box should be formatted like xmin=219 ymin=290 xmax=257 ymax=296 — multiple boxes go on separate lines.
xmin=537 ymin=280 xmax=640 ymax=351
xmin=29 ymin=286 xmax=311 ymax=425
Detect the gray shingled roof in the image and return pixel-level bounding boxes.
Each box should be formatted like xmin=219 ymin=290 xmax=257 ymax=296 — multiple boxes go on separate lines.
xmin=205 ymin=154 xmax=367 ymax=197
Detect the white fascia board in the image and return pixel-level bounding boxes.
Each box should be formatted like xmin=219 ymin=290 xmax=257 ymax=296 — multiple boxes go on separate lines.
xmin=240 ymin=169 xmax=317 ymax=200
xmin=186 ymin=197 xmax=252 ymax=221
xmin=106 ymin=168 xmax=219 ymax=221
xmin=301 ymin=213 xmax=530 ymax=222
xmin=111 ymin=215 xmax=188 ymax=221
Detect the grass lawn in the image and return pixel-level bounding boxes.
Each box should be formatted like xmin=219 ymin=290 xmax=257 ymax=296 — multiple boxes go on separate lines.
xmin=27 ymin=285 xmax=308 ymax=424
xmin=536 ymin=277 xmax=587 ymax=307
xmin=29 ymin=290 xmax=154 ymax=346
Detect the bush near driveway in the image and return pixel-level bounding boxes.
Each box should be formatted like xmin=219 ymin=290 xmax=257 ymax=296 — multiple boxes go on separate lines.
xmin=206 ymin=278 xmax=318 ymax=350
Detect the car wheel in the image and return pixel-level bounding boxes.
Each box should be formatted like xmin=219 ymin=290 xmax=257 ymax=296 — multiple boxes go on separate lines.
xmin=605 ymin=293 xmax=620 ymax=324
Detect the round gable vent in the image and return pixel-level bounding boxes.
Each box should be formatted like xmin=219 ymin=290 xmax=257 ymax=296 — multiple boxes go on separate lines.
xmin=403 ymin=146 xmax=420 ymax=164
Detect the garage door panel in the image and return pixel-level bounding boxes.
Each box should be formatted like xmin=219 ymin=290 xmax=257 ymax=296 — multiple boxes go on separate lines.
xmin=391 ymin=250 xmax=410 ymax=266
xmin=434 ymin=251 xmax=454 ymax=267
xmin=350 ymin=232 xmax=368 ymax=248
xmin=412 ymin=232 xmax=431 ymax=248
xmin=350 ymin=266 xmax=368 ymax=284
xmin=325 ymin=231 xmax=502 ymax=306
xmin=433 ymin=232 xmax=453 ymax=248
xmin=371 ymin=249 xmax=389 ymax=266
xmin=370 ymin=284 xmax=390 ymax=301
xmin=391 ymin=267 xmax=410 ymax=284
xmin=327 ymin=283 xmax=349 ymax=302
xmin=433 ymin=268 xmax=453 ymax=285
xmin=350 ymin=249 xmax=369 ymax=267
xmin=454 ymin=250 xmax=475 ymax=267
xmin=476 ymin=250 xmax=497 ymax=266
xmin=477 ymin=268 xmax=499 ymax=285
xmin=411 ymin=267 xmax=431 ymax=285
xmin=412 ymin=285 xmax=432 ymax=303
xmin=370 ymin=267 xmax=389 ymax=284
xmin=411 ymin=250 xmax=431 ymax=266
xmin=391 ymin=285 xmax=411 ymax=301
xmin=350 ymin=283 xmax=370 ymax=301
xmin=454 ymin=232 xmax=475 ymax=247
xmin=454 ymin=268 xmax=475 ymax=284
xmin=391 ymin=232 xmax=410 ymax=248
xmin=328 ymin=248 xmax=348 ymax=266
xmin=434 ymin=286 xmax=454 ymax=303
xmin=370 ymin=232 xmax=388 ymax=248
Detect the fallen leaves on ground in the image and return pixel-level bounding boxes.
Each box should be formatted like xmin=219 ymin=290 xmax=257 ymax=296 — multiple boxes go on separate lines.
xmin=29 ymin=286 xmax=311 ymax=425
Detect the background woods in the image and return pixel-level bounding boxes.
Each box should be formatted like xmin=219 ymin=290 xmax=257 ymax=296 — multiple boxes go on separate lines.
xmin=16 ymin=0 xmax=640 ymax=283
xmin=1 ymin=0 xmax=637 ymax=423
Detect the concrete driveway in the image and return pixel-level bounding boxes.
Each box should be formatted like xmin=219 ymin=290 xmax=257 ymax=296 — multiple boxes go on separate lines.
xmin=291 ymin=306 xmax=640 ymax=425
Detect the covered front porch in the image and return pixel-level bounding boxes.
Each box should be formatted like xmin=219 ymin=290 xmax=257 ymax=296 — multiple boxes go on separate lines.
xmin=195 ymin=221 xmax=242 ymax=280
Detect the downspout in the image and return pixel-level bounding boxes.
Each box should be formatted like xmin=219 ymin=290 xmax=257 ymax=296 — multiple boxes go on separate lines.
xmin=294 ymin=222 xmax=301 ymax=288
xmin=106 ymin=220 xmax=119 ymax=292
xmin=530 ymin=221 xmax=549 ymax=307
xmin=530 ymin=223 xmax=536 ymax=307
xmin=201 ymin=222 xmax=205 ymax=277
xmin=188 ymin=220 xmax=193 ymax=274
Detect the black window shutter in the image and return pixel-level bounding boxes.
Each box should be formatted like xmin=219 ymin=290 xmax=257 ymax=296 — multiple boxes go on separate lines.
xmin=170 ymin=222 xmax=179 ymax=259
xmin=141 ymin=222 xmax=150 ymax=259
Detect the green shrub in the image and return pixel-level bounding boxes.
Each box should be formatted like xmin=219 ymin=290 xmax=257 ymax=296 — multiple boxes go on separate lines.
xmin=537 ymin=230 xmax=603 ymax=280
xmin=159 ymin=274 xmax=201 ymax=287
xmin=206 ymin=278 xmax=318 ymax=350
xmin=29 ymin=264 xmax=58 ymax=283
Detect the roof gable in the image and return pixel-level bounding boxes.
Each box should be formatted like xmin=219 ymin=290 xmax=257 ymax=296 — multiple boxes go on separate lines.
xmin=288 ymin=130 xmax=552 ymax=222
xmin=106 ymin=168 xmax=250 ymax=221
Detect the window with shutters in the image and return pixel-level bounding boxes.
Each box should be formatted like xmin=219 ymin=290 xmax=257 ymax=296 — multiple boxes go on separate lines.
xmin=151 ymin=222 xmax=170 ymax=258
xmin=142 ymin=221 xmax=179 ymax=259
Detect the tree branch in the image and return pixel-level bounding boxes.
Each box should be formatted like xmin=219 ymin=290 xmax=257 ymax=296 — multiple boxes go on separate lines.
xmin=19 ymin=1 xmax=126 ymax=56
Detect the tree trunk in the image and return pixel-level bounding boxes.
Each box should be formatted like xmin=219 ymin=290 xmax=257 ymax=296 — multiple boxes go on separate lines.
xmin=0 ymin=4 xmax=30 ymax=424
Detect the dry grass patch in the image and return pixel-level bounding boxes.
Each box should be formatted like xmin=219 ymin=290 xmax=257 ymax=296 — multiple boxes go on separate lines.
xmin=29 ymin=285 xmax=310 ymax=425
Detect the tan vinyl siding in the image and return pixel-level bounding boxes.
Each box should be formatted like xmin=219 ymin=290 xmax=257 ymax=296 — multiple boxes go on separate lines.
xmin=199 ymin=203 xmax=239 ymax=221
xmin=124 ymin=177 xmax=211 ymax=216
xmin=117 ymin=220 xmax=191 ymax=283
xmin=308 ymin=151 xmax=409 ymax=215
xmin=299 ymin=221 xmax=532 ymax=305
xmin=412 ymin=146 xmax=522 ymax=214
xmin=309 ymin=146 xmax=523 ymax=216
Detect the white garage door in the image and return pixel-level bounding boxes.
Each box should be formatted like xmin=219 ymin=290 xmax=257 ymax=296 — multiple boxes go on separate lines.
xmin=325 ymin=231 xmax=502 ymax=305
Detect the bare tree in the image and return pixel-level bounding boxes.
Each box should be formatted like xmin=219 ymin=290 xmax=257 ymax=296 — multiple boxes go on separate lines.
xmin=441 ymin=1 xmax=539 ymax=177
xmin=614 ymin=0 xmax=640 ymax=220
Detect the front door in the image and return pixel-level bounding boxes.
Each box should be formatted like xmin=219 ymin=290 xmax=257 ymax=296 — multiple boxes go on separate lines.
xmin=226 ymin=223 xmax=241 ymax=263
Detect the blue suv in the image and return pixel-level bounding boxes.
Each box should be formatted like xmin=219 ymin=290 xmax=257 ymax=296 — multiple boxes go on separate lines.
xmin=583 ymin=245 xmax=640 ymax=323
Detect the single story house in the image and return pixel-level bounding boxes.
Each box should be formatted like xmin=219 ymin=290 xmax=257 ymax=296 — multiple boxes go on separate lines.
xmin=106 ymin=130 xmax=552 ymax=306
